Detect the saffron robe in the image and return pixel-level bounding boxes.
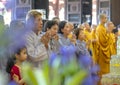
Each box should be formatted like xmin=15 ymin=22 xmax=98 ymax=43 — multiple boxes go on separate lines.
xmin=91 ymin=29 xmax=98 ymax=63
xmin=109 ymin=33 xmax=117 ymax=55
xmin=96 ymin=24 xmax=111 ymax=75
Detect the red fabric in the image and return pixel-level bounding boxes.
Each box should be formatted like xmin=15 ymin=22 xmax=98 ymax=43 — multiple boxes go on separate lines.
xmin=10 ymin=65 xmax=21 ymax=80
xmin=10 ymin=65 xmax=22 ymax=82
xmin=10 ymin=65 xmax=26 ymax=85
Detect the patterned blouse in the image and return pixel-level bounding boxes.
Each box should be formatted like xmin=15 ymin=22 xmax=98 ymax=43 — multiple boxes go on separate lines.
xmin=58 ymin=34 xmax=72 ymax=47
xmin=48 ymin=38 xmax=60 ymax=55
xmin=76 ymin=40 xmax=90 ymax=57
xmin=25 ymin=31 xmax=48 ymax=67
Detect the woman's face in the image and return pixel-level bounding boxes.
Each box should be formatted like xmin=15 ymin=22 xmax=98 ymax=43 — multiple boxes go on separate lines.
xmin=62 ymin=23 xmax=71 ymax=36
xmin=78 ymin=30 xmax=85 ymax=40
xmin=68 ymin=23 xmax=74 ymax=32
xmin=49 ymin=24 xmax=58 ymax=36
xmin=34 ymin=15 xmax=43 ymax=32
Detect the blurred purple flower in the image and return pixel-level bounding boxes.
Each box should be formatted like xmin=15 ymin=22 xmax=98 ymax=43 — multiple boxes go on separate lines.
xmin=49 ymin=53 xmax=57 ymax=66
xmin=8 ymin=20 xmax=31 ymax=46
xmin=91 ymin=74 xmax=99 ymax=85
xmin=60 ymin=45 xmax=76 ymax=56
xmin=78 ymin=55 xmax=92 ymax=68
xmin=82 ymin=63 xmax=99 ymax=85
xmin=90 ymin=65 xmax=99 ymax=74
xmin=77 ymin=54 xmax=99 ymax=85
xmin=82 ymin=75 xmax=93 ymax=85
xmin=90 ymin=65 xmax=100 ymax=84
xmin=6 ymin=29 xmax=27 ymax=53
xmin=5 ymin=0 xmax=14 ymax=10
xmin=8 ymin=81 xmax=17 ymax=85
xmin=0 ymin=21 xmax=31 ymax=57
xmin=59 ymin=45 xmax=77 ymax=65
xmin=47 ymin=40 xmax=99 ymax=85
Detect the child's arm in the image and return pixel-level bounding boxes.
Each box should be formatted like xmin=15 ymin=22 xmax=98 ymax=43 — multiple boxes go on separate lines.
xmin=13 ymin=74 xmax=26 ymax=85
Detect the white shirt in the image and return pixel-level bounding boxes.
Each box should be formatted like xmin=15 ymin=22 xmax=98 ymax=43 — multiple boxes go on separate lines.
xmin=25 ymin=31 xmax=48 ymax=67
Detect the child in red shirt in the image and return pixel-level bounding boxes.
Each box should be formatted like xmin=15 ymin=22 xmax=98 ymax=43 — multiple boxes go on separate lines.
xmin=6 ymin=46 xmax=27 ymax=85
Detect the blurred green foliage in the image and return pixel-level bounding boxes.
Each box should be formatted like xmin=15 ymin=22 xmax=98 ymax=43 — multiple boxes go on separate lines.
xmin=22 ymin=57 xmax=87 ymax=85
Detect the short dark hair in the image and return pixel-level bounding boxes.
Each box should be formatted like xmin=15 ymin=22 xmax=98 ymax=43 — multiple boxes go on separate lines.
xmin=112 ymin=28 xmax=118 ymax=34
xmin=44 ymin=20 xmax=58 ymax=32
xmin=112 ymin=24 xmax=120 ymax=34
xmin=59 ymin=21 xmax=67 ymax=34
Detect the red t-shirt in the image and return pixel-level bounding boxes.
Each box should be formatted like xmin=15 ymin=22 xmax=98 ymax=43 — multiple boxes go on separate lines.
xmin=10 ymin=64 xmax=25 ymax=85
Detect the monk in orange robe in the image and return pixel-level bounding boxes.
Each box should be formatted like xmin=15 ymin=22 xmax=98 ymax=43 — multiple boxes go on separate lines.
xmin=96 ymin=14 xmax=111 ymax=85
xmin=91 ymin=25 xmax=98 ymax=63
xmin=106 ymin=21 xmax=117 ymax=55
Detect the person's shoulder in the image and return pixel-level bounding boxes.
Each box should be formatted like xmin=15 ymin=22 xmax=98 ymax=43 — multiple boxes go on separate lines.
xmin=25 ymin=31 xmax=35 ymax=38
xmin=11 ymin=65 xmax=20 ymax=73
xmin=12 ymin=65 xmax=20 ymax=70
xmin=98 ymin=24 xmax=105 ymax=28
xmin=96 ymin=24 xmax=104 ymax=31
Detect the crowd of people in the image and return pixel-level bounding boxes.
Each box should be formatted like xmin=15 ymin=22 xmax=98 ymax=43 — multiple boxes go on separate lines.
xmin=0 ymin=10 xmax=119 ymax=85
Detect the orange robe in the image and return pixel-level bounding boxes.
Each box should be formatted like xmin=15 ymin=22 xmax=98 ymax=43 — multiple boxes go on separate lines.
xmin=83 ymin=29 xmax=92 ymax=51
xmin=91 ymin=29 xmax=98 ymax=63
xmin=96 ymin=24 xmax=111 ymax=75
xmin=109 ymin=33 xmax=117 ymax=55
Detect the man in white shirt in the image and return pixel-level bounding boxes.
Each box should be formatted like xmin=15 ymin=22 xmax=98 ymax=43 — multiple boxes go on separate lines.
xmin=25 ymin=10 xmax=48 ymax=68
